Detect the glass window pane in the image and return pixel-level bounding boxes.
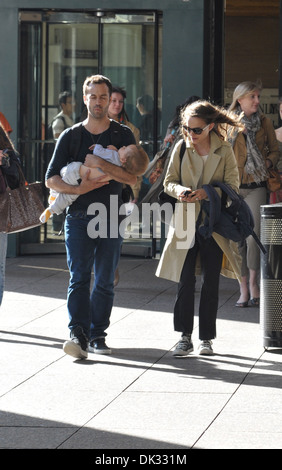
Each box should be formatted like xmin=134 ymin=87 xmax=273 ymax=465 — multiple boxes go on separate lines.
xmin=45 ymin=23 xmax=99 ymax=126
xmin=43 ymin=23 xmax=99 ymax=239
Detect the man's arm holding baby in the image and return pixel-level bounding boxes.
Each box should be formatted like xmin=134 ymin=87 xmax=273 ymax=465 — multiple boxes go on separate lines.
xmin=84 ymin=154 xmax=137 ymax=186
xmin=46 ymin=171 xmax=108 ymax=194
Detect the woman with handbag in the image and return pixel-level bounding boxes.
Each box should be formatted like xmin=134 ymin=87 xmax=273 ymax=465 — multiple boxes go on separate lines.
xmin=156 ymin=100 xmax=243 ymax=356
xmin=0 ymin=123 xmax=20 ymax=306
xmin=228 ymin=81 xmax=279 ymax=308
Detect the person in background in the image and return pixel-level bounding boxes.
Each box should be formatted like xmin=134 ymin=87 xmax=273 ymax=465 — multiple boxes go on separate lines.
xmin=163 ymin=96 xmax=201 ymax=147
xmin=0 ymin=124 xmax=20 ymax=306
xmin=108 ymin=86 xmax=141 ymax=202
xmin=156 ymin=100 xmax=243 ymax=357
xmin=50 ymin=91 xmax=75 ymax=232
xmin=136 ymin=94 xmax=162 ymax=200
xmin=228 ymin=81 xmax=279 ymax=308
xmin=52 ymin=91 xmax=74 ymax=139
xmin=108 ymin=86 xmax=142 ymax=285
xmin=108 ymin=87 xmax=140 ymax=145
xmin=269 ymin=97 xmax=282 ymax=204
xmin=136 ymin=94 xmax=154 ymax=142
xmin=145 ymin=96 xmax=201 ymax=188
xmin=0 ymin=112 xmax=12 ymax=135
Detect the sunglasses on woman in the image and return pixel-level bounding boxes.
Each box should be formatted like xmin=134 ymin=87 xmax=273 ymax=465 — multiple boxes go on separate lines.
xmin=183 ymin=124 xmax=209 ymax=135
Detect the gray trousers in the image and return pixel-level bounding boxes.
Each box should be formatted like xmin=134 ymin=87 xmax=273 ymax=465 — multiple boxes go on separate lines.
xmin=239 ymin=186 xmax=267 ymax=275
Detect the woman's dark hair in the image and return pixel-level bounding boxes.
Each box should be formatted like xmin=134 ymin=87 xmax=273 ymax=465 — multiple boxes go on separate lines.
xmin=111 ymin=86 xmax=129 ymax=121
xmin=181 ymin=99 xmax=243 ymax=140
xmin=59 ymin=91 xmax=72 ymax=106
xmin=112 ymin=86 xmax=126 ymax=99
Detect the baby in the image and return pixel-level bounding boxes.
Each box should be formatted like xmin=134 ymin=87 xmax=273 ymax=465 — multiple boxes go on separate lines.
xmin=40 ymin=143 xmax=149 ymax=223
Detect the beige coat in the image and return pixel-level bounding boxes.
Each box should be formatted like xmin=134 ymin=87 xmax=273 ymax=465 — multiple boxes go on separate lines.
xmin=156 ymin=132 xmax=242 ymax=283
xmin=124 ymin=119 xmax=140 ymax=145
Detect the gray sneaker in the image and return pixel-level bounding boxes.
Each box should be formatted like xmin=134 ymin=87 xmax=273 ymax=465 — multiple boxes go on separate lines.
xmin=89 ymin=337 xmax=112 ymax=355
xmin=63 ymin=326 xmax=88 ymax=359
xmin=199 ymin=340 xmax=213 ymax=355
xmin=173 ymin=334 xmax=194 ymax=356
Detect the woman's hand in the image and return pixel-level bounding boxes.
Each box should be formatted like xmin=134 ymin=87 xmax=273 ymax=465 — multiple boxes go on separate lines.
xmin=164 ymin=133 xmax=175 ymax=146
xmin=179 ymin=188 xmax=192 ymax=201
xmin=180 ymin=188 xmax=207 ymax=202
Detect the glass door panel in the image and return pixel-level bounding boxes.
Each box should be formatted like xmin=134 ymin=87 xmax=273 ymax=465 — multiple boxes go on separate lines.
xmin=44 ymin=22 xmax=99 ymax=126
xmin=43 ymin=22 xmax=99 ymax=243
xmin=19 ymin=20 xmax=43 ymax=245
xmin=102 ymin=14 xmax=162 ymax=254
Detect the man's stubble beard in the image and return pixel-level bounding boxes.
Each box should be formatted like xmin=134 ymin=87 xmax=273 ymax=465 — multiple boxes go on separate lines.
xmin=89 ymin=105 xmax=109 ymax=121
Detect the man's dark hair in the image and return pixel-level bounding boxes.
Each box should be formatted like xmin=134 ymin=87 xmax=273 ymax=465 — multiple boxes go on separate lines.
xmin=136 ymin=94 xmax=154 ymax=113
xmin=83 ymin=75 xmax=113 ymax=96
xmin=59 ymin=91 xmax=72 ymax=106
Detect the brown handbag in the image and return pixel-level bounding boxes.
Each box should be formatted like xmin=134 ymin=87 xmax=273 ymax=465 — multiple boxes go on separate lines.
xmin=261 ymin=118 xmax=282 ymax=193
xmin=266 ymin=168 xmax=282 ymax=193
xmin=0 ymin=165 xmax=45 ymax=233
xmin=0 ymin=167 xmax=6 ymax=194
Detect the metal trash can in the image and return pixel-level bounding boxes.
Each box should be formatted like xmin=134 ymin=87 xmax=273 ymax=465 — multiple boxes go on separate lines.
xmin=260 ymin=203 xmax=282 ymax=349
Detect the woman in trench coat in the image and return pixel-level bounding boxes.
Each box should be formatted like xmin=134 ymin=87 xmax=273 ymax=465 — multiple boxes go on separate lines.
xmin=156 ymin=100 xmax=243 ymax=356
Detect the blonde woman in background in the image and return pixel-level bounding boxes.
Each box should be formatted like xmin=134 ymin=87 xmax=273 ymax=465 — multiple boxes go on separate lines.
xmin=228 ymin=81 xmax=279 ymax=308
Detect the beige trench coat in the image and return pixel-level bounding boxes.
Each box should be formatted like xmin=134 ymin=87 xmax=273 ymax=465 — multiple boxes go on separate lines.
xmin=156 ymin=132 xmax=242 ymax=283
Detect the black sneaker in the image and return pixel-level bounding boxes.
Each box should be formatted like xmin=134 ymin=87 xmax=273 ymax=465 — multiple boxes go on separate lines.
xmin=63 ymin=326 xmax=88 ymax=359
xmin=173 ymin=334 xmax=194 ymax=356
xmin=89 ymin=337 xmax=112 ymax=355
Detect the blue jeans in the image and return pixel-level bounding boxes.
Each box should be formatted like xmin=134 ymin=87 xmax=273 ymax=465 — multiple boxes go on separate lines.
xmin=65 ymin=211 xmax=123 ymax=341
xmin=0 ymin=232 xmax=8 ymax=306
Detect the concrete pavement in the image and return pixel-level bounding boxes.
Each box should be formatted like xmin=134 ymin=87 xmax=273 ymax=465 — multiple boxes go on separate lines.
xmin=0 ymin=254 xmax=281 ymax=450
